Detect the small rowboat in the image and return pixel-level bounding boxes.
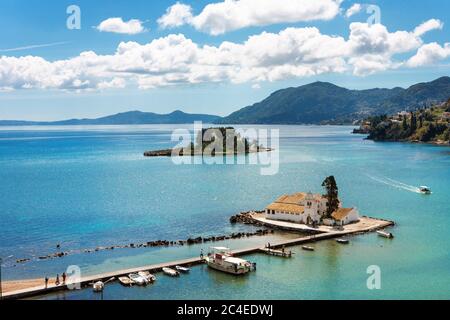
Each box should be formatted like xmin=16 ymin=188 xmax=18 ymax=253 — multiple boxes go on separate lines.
xmin=377 ymin=230 xmax=394 ymax=239
xmin=138 ymin=271 xmax=156 ymax=283
xmin=175 ymin=266 xmax=190 ymax=273
xmin=92 ymin=277 xmax=114 ymax=292
xmin=336 ymin=238 xmax=349 ymax=244
xmin=162 ymin=267 xmax=180 ymax=277
xmin=118 ymin=276 xmax=134 ymax=286
xmin=92 ymin=281 xmax=104 ymax=292
xmin=302 ymin=246 xmax=315 ymax=251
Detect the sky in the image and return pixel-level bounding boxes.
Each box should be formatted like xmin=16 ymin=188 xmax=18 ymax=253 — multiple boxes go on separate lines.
xmin=0 ymin=0 xmax=449 ymax=121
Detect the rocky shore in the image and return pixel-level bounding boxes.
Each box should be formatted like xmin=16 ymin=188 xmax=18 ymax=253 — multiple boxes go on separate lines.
xmin=229 ymin=211 xmax=265 ymax=225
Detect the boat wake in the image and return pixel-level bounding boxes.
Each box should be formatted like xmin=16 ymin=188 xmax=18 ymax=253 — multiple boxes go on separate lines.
xmin=367 ymin=175 xmax=421 ymax=193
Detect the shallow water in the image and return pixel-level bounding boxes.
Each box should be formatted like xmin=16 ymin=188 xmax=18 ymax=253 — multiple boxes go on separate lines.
xmin=0 ymin=125 xmax=449 ymax=299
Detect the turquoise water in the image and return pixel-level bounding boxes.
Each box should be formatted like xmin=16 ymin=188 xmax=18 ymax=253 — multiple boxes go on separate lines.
xmin=0 ymin=125 xmax=449 ymax=299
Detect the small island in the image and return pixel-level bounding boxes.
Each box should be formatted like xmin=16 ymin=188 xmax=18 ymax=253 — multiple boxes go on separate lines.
xmin=354 ymin=98 xmax=450 ymax=145
xmin=144 ymin=127 xmax=272 ymax=157
xmin=230 ymin=176 xmax=394 ymax=235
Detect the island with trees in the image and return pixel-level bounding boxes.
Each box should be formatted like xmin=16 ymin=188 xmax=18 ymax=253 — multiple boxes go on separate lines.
xmin=353 ymin=98 xmax=450 ymax=145
xmin=144 ymin=127 xmax=272 ymax=157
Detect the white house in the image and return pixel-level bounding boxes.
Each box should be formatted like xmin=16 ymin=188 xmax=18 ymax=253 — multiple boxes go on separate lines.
xmin=265 ymin=192 xmax=359 ymax=226
xmin=331 ymin=208 xmax=360 ymax=226
xmin=265 ymin=192 xmax=328 ymax=225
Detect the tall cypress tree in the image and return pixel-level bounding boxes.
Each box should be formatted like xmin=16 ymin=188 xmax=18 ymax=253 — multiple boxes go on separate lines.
xmin=322 ymin=176 xmax=340 ymax=218
xmin=410 ymin=112 xmax=417 ymax=133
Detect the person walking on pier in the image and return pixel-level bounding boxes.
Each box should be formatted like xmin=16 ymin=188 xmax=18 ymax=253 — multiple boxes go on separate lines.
xmin=44 ymin=277 xmax=49 ymax=289
xmin=62 ymin=272 xmax=66 ymax=285
xmin=200 ymin=249 xmax=204 ymax=260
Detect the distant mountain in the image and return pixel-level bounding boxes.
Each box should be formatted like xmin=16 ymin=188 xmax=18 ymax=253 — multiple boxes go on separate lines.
xmin=0 ymin=110 xmax=222 ymax=126
xmin=216 ymin=77 xmax=450 ymax=124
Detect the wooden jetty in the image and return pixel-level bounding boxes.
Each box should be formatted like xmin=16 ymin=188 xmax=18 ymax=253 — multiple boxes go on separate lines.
xmin=260 ymin=247 xmax=293 ymax=258
xmin=2 ymin=216 xmax=394 ymax=300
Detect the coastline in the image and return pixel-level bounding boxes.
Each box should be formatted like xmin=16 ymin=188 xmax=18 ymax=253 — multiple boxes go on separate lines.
xmin=2 ymin=214 xmax=394 ymax=300
xmin=370 ymin=138 xmax=450 ymax=147
xmin=352 ymin=131 xmax=450 ymax=147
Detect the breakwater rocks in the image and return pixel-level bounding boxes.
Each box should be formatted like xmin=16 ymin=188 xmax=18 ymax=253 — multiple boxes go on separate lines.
xmin=14 ymin=228 xmax=273 ymax=265
xmin=230 ymin=211 xmax=265 ymax=225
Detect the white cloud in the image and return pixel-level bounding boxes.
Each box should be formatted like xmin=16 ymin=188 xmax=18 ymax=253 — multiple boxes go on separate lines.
xmin=157 ymin=2 xmax=193 ymax=29
xmin=348 ymin=23 xmax=421 ymax=55
xmin=0 ymin=20 xmax=447 ymax=91
xmin=345 ymin=3 xmax=362 ymax=18
xmin=97 ymin=77 xmax=127 ymax=90
xmin=406 ymin=42 xmax=450 ymax=67
xmin=158 ymin=0 xmax=343 ymax=35
xmin=97 ymin=17 xmax=146 ymax=34
xmin=413 ymin=19 xmax=444 ymax=37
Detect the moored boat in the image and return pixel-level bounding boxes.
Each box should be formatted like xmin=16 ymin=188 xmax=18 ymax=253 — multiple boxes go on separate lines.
xmin=336 ymin=238 xmax=349 ymax=244
xmin=377 ymin=230 xmax=394 ymax=239
xmin=302 ymin=246 xmax=315 ymax=251
xmin=92 ymin=281 xmax=104 ymax=292
xmin=162 ymin=267 xmax=180 ymax=277
xmin=205 ymin=247 xmax=254 ymax=275
xmin=118 ymin=276 xmax=134 ymax=286
xmin=175 ymin=266 xmax=190 ymax=273
xmin=129 ymin=273 xmax=148 ymax=285
xmin=138 ymin=271 xmax=156 ymax=283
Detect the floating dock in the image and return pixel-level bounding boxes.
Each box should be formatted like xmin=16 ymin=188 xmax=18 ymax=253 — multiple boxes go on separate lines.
xmin=2 ymin=216 xmax=394 ymax=300
xmin=260 ymin=248 xmax=293 ymax=258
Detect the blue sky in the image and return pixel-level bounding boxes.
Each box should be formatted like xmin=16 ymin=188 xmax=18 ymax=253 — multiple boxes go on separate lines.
xmin=0 ymin=0 xmax=449 ymax=120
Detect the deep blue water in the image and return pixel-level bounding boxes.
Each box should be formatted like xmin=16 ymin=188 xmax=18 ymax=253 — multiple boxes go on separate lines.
xmin=0 ymin=125 xmax=449 ymax=299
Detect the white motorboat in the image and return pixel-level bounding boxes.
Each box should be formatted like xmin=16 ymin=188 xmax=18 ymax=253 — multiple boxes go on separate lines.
xmin=162 ymin=267 xmax=180 ymax=277
xmin=419 ymin=186 xmax=432 ymax=194
xmin=377 ymin=230 xmax=394 ymax=239
xmin=92 ymin=281 xmax=104 ymax=292
xmin=336 ymin=238 xmax=350 ymax=244
xmin=205 ymin=247 xmax=254 ymax=275
xmin=118 ymin=276 xmax=133 ymax=286
xmin=92 ymin=277 xmax=114 ymax=292
xmin=175 ymin=266 xmax=190 ymax=273
xmin=129 ymin=273 xmax=148 ymax=285
xmin=138 ymin=271 xmax=156 ymax=283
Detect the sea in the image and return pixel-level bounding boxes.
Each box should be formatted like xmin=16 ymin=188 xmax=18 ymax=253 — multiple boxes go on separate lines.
xmin=0 ymin=124 xmax=448 ymax=300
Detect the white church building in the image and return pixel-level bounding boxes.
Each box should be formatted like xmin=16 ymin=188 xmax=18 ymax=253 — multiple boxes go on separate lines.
xmin=265 ymin=192 xmax=359 ymax=226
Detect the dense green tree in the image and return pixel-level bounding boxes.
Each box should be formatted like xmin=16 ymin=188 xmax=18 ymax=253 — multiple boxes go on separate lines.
xmin=402 ymin=117 xmax=408 ymax=131
xmin=322 ymin=176 xmax=340 ymax=219
xmin=410 ymin=113 xmax=417 ymax=133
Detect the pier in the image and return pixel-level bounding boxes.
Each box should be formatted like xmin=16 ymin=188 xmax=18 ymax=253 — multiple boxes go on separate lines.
xmin=2 ymin=216 xmax=393 ymax=300
xmin=260 ymin=248 xmax=293 ymax=258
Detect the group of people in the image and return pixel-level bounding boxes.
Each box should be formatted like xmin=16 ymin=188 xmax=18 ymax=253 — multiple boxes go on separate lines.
xmin=44 ymin=272 xmax=67 ymax=288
